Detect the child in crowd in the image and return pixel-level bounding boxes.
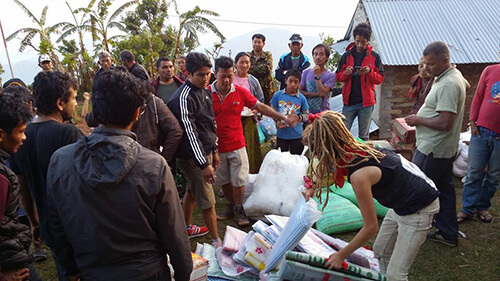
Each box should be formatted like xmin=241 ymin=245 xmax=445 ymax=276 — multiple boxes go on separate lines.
xmin=0 ymin=93 xmax=42 ymax=281
xmin=270 ymin=69 xmax=309 ymax=155
xmin=302 ymin=111 xmax=440 ymax=281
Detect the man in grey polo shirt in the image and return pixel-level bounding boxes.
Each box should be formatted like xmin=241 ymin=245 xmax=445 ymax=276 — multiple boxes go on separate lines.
xmin=405 ymin=41 xmax=468 ymax=247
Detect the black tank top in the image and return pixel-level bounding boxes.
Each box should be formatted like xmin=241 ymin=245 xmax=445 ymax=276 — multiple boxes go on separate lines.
xmin=348 ymin=149 xmax=439 ymax=215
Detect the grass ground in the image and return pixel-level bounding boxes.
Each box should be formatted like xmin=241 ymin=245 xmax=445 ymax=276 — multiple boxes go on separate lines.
xmin=35 ymin=168 xmax=500 ymax=281
xmin=35 ymin=109 xmax=499 ymax=280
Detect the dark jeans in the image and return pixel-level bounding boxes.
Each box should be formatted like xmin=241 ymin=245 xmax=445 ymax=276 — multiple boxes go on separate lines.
xmin=412 ymin=150 xmax=458 ymax=240
xmin=49 ymin=248 xmax=70 ymax=281
xmin=277 ymin=137 xmax=304 ymax=155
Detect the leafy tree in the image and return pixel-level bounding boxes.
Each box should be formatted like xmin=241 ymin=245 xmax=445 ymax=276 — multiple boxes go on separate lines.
xmin=79 ymin=0 xmax=138 ymax=52
xmin=320 ymin=33 xmax=341 ymax=72
xmin=173 ymin=6 xmax=225 ymax=60
xmin=6 ymin=0 xmax=64 ymax=71
xmin=58 ymin=39 xmax=79 ymax=77
xmin=118 ymin=0 xmax=186 ymax=75
xmin=205 ymin=39 xmax=226 ymax=63
xmin=57 ymin=1 xmax=95 ymax=92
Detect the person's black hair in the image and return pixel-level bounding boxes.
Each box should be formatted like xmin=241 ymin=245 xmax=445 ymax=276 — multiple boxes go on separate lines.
xmin=312 ymin=43 xmax=331 ymax=58
xmin=215 ymin=56 xmax=234 ymax=72
xmin=178 ymin=55 xmax=186 ymax=61
xmin=252 ymin=33 xmax=266 ymax=42
xmin=120 ymin=50 xmax=135 ymax=62
xmin=185 ymin=52 xmax=212 ymax=74
xmin=0 ymin=93 xmax=33 ymax=133
xmin=2 ymin=85 xmax=33 ymax=103
xmin=91 ymin=69 xmax=150 ymax=127
xmin=423 ymin=41 xmax=450 ymax=59
xmin=234 ymin=52 xmax=251 ymax=64
xmin=33 ymin=71 xmax=77 ymax=115
xmin=353 ymin=23 xmax=372 ymax=40
xmin=155 ymin=57 xmax=172 ymax=69
xmin=285 ymin=69 xmax=302 ymax=81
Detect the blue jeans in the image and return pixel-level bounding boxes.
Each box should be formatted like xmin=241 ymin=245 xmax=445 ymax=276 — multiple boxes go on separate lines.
xmin=342 ymin=104 xmax=374 ymax=140
xmin=461 ymin=128 xmax=500 ymax=215
xmin=412 ymin=150 xmax=458 ymax=240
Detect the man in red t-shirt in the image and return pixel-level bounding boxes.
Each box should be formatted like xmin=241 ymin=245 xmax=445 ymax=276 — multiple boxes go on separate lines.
xmin=209 ymin=56 xmax=297 ymax=226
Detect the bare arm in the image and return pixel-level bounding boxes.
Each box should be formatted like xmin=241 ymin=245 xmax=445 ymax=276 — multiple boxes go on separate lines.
xmin=17 ymin=175 xmax=40 ymax=240
xmin=405 ymin=111 xmax=456 ymax=131
xmin=325 ymin=166 xmax=380 ymax=269
xmin=81 ymin=92 xmax=90 ymax=118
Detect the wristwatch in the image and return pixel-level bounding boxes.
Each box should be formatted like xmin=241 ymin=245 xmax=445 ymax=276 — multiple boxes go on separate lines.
xmin=314 ymin=75 xmax=321 ymax=80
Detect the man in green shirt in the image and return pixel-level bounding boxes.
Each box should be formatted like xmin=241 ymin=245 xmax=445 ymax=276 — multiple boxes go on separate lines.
xmin=152 ymin=57 xmax=183 ymax=104
xmin=405 ymin=41 xmax=468 ymax=247
xmin=248 ymin=33 xmax=275 ymax=104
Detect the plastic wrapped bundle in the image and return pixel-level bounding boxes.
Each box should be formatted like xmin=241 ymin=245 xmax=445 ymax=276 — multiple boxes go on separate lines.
xmin=310 ymin=229 xmax=380 ymax=271
xmin=222 ymin=226 xmax=248 ymax=253
xmin=198 ymin=243 xmax=257 ymax=281
xmin=264 ymin=197 xmax=322 ymax=273
xmin=243 ymin=232 xmax=273 ymax=271
xmin=244 ymin=150 xmax=309 ymax=220
xmin=278 ymin=259 xmax=373 ymax=281
xmin=330 ymin=182 xmax=389 ymax=217
xmin=314 ymin=188 xmax=364 ymax=234
xmin=266 ymin=215 xmax=335 ymax=259
xmin=284 ymin=251 xmax=386 ymax=281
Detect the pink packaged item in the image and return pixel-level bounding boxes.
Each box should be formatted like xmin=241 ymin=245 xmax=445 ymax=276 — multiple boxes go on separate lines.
xmin=222 ymin=225 xmax=248 ymax=253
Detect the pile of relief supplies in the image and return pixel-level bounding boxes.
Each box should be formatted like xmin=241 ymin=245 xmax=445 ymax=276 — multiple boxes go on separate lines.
xmin=188 ymin=149 xmax=389 ymax=281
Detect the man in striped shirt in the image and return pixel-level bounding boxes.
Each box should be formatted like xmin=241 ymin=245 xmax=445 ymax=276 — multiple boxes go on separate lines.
xmin=168 ymin=52 xmax=222 ymax=247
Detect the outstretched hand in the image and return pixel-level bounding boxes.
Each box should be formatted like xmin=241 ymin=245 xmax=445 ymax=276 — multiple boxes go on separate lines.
xmin=284 ymin=115 xmax=299 ymax=127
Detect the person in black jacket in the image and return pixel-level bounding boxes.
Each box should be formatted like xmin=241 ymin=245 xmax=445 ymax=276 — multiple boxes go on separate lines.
xmin=168 ymin=52 xmax=223 ymax=247
xmin=275 ymin=34 xmax=311 ymax=90
xmin=0 ymin=93 xmax=41 ymax=281
xmin=120 ymin=50 xmax=150 ymax=81
xmin=47 ymin=69 xmax=192 ymax=281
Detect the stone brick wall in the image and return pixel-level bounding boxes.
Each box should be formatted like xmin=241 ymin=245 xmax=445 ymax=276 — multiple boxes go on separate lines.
xmin=377 ymin=63 xmax=492 ymax=139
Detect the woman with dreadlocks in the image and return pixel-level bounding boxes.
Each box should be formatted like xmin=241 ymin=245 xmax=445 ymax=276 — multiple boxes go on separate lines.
xmin=303 ymin=111 xmax=440 ymax=281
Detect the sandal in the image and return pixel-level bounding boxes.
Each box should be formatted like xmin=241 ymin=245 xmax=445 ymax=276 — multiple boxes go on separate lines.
xmin=456 ymin=212 xmax=473 ymax=223
xmin=477 ymin=210 xmax=493 ymax=223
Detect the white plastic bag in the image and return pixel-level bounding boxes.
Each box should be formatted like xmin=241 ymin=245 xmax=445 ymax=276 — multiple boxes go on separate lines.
xmin=244 ymin=150 xmax=309 ymax=219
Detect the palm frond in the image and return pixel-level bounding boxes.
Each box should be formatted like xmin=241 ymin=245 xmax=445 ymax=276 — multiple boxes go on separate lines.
xmin=109 ymin=0 xmax=138 ymax=22
xmin=12 ymin=0 xmax=40 ymax=25
xmin=6 ymin=27 xmax=38 ymax=41
xmin=40 ymin=6 xmax=49 ymax=27
xmin=19 ymin=30 xmax=38 ymax=52
xmin=57 ymin=27 xmax=77 ymax=43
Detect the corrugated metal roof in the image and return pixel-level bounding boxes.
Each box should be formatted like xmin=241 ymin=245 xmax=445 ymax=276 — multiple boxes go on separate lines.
xmin=360 ymin=0 xmax=500 ymax=65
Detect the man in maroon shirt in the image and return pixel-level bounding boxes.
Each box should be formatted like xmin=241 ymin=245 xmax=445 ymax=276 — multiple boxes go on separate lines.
xmin=208 ymin=56 xmax=296 ymax=226
xmin=458 ymin=48 xmax=500 ymax=223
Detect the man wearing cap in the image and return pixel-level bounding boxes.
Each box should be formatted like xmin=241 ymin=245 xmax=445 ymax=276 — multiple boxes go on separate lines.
xmin=38 ymin=54 xmax=53 ymax=72
xmin=275 ymin=34 xmax=311 ymax=90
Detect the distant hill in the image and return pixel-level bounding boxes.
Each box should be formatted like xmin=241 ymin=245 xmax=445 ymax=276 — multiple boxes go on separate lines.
xmin=213 ymin=28 xmax=324 ymax=69
xmin=1 ymin=58 xmax=39 ymax=86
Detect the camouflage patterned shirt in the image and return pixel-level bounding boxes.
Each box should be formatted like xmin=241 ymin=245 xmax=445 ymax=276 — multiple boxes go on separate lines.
xmin=248 ymin=50 xmax=274 ymax=104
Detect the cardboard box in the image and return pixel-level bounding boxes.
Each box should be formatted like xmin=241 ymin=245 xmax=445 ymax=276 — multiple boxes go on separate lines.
xmin=392 ymin=118 xmax=416 ymax=144
xmin=190 ymin=253 xmax=208 ymax=281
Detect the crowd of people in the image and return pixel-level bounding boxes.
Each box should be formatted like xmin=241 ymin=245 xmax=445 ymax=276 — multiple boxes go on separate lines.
xmin=0 ymin=21 xmax=498 ymax=281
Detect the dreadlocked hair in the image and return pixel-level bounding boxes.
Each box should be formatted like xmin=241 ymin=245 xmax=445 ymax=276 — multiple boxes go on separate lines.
xmin=303 ymin=111 xmax=385 ymax=209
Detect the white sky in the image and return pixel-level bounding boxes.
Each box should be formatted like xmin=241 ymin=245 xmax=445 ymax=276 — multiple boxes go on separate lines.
xmin=0 ymin=0 xmax=359 ymax=80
